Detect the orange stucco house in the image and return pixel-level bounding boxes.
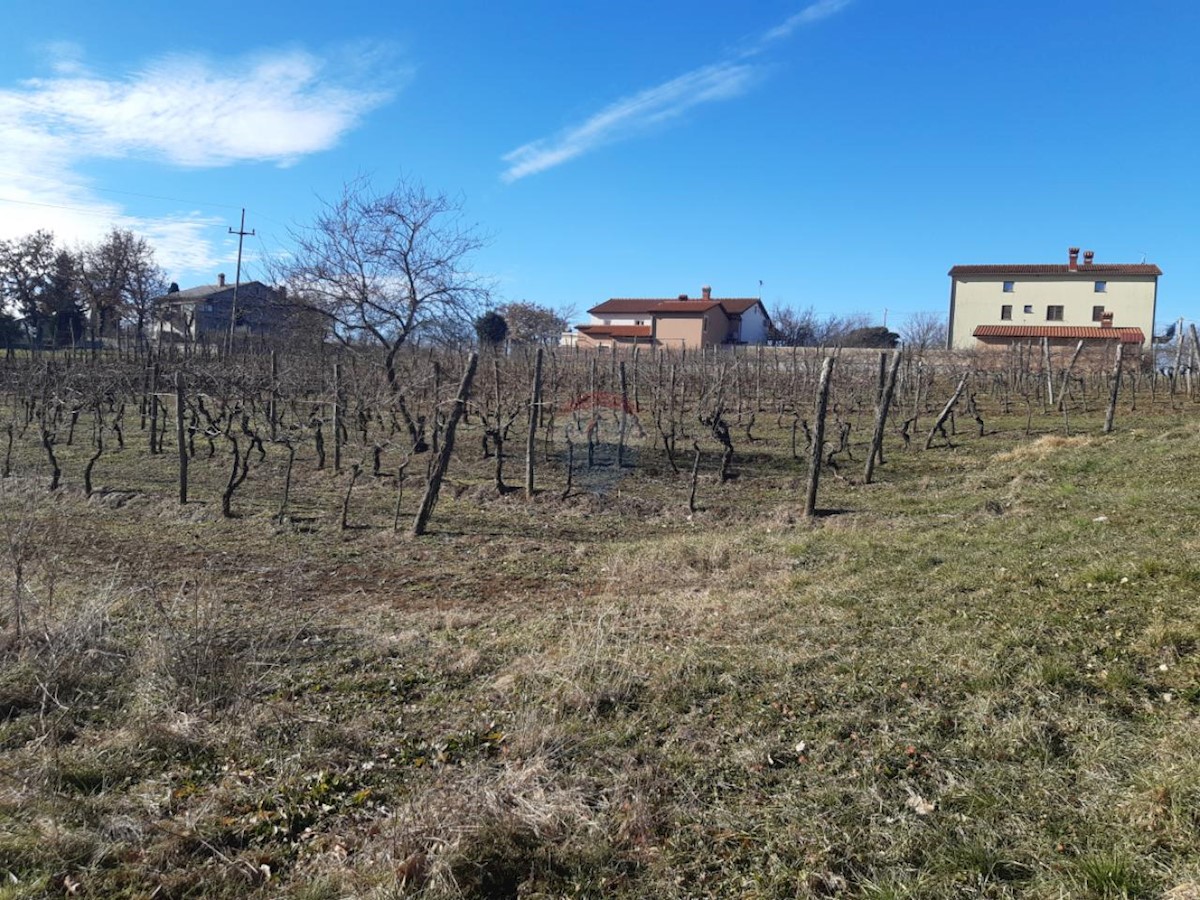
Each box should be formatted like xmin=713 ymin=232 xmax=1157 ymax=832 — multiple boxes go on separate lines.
xmin=563 ymin=287 xmax=771 ymax=350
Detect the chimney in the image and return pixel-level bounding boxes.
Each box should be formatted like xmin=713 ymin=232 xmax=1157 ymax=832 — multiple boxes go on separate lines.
xmin=678 ymin=294 xmax=688 ymax=301
xmin=218 ymin=272 xmax=226 ymax=287
xmin=1068 ymin=247 xmax=1080 ymax=271
xmin=1083 ymin=250 xmax=1095 ymax=267
xmin=1100 ymin=312 xmax=1113 ymax=329
xmin=702 ymin=285 xmax=712 ymax=301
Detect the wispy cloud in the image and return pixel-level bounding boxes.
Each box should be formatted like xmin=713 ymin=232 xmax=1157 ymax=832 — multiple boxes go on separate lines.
xmin=501 ymin=0 xmax=852 ymax=182
xmin=0 ymin=45 xmax=398 ymax=275
xmin=502 ymin=62 xmax=757 ymax=183
xmin=759 ymin=0 xmax=854 ymax=45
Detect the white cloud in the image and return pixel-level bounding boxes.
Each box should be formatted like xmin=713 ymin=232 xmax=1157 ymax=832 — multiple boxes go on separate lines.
xmin=760 ymin=0 xmax=853 ymax=44
xmin=502 ymin=62 xmax=758 ymax=182
xmin=0 ymin=45 xmax=397 ymax=276
xmin=501 ymin=0 xmax=852 ymax=181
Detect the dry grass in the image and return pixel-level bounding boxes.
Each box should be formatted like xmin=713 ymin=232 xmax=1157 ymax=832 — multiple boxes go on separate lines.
xmin=2 ymin=383 xmax=1200 ymax=897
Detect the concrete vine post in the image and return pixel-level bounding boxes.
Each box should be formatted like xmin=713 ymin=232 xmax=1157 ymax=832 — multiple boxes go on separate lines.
xmin=1042 ymin=337 xmax=1055 ymax=410
xmin=1056 ymin=340 xmax=1085 ymax=412
xmin=804 ymin=355 xmax=835 ymax=518
xmin=1103 ymin=341 xmax=1124 ymax=434
xmin=411 ymin=352 xmax=478 ymax=537
xmin=1171 ymin=317 xmax=1186 ymax=396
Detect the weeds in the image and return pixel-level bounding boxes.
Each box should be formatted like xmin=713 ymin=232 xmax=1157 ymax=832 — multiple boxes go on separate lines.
xmin=2 ymin=390 xmax=1200 ymax=897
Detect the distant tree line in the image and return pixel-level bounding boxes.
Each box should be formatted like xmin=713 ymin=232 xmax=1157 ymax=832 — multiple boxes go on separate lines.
xmin=4 ymin=175 xmax=941 ymax=357
xmin=0 ymin=228 xmax=167 ymax=349
xmin=769 ymin=305 xmax=945 ymax=350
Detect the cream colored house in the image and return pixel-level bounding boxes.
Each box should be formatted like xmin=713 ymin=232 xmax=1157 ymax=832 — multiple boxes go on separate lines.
xmin=565 ymin=287 xmax=771 ymax=350
xmin=947 ymin=248 xmax=1160 ymax=350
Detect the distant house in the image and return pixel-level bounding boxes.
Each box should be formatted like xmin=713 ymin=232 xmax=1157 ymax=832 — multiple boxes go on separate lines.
xmin=155 ymin=273 xmax=289 ymax=343
xmin=947 ymin=248 xmax=1160 ymax=351
xmin=564 ymin=287 xmax=771 ymax=350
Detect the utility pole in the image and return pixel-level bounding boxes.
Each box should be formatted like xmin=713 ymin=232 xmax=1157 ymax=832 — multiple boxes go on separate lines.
xmin=226 ymin=209 xmax=255 ymax=355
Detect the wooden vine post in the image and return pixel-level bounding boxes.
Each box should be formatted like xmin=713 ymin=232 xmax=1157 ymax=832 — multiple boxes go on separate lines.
xmin=269 ymin=349 xmax=278 ymax=441
xmin=804 ymin=355 xmax=835 ymax=518
xmin=617 ymin=360 xmax=629 ymax=468
xmin=411 ymin=352 xmax=479 ymax=537
xmin=924 ymin=372 xmax=970 ymax=450
xmin=175 ymin=370 xmax=188 ymax=504
xmin=525 ymin=346 xmax=543 ymax=500
xmin=332 ymin=361 xmax=343 ymax=474
xmin=864 ymin=350 xmax=903 ymax=484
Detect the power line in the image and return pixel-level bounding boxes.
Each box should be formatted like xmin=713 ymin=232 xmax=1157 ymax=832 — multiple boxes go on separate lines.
xmin=0 ymin=167 xmax=246 ymax=211
xmin=0 ymin=194 xmax=131 ymax=217
xmin=0 ymin=191 xmax=292 ymax=235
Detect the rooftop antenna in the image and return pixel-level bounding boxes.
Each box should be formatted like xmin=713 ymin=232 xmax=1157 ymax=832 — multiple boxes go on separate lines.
xmin=1139 ymin=251 xmax=1148 ymax=264
xmin=758 ymin=279 xmax=762 ymax=301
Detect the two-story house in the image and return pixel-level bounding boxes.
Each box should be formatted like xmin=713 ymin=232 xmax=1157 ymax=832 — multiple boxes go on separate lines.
xmin=947 ymin=248 xmax=1160 ymax=351
xmin=565 ymin=287 xmax=771 ymax=350
xmin=155 ymin=274 xmax=290 ymax=343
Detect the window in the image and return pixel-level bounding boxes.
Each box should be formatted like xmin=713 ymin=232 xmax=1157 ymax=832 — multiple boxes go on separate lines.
xmin=1024 ymin=305 xmax=1033 ymax=315
xmin=1003 ymin=281 xmax=1014 ymax=293
xmin=1094 ymin=281 xmax=1107 ymax=293
xmin=1092 ymin=306 xmax=1105 ymax=322
xmin=1001 ymin=304 xmax=1012 ymax=320
xmin=1047 ymin=305 xmax=1064 ymax=321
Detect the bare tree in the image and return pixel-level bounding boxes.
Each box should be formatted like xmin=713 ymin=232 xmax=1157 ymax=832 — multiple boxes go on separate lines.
xmin=76 ymin=228 xmax=161 ymax=343
xmin=769 ymin=305 xmax=816 ymax=346
xmin=124 ymin=246 xmax=169 ymax=348
xmin=901 ymin=310 xmax=948 ymax=352
xmin=813 ymin=312 xmax=871 ymax=346
xmin=769 ymin=305 xmax=876 ymax=347
xmin=287 ymin=177 xmax=490 ymax=390
xmin=0 ymin=231 xmax=56 ymax=344
xmin=498 ymin=301 xmax=567 ymax=345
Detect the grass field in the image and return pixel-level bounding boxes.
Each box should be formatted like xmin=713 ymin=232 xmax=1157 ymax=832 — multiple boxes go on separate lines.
xmin=2 ymin=387 xmax=1199 ymax=898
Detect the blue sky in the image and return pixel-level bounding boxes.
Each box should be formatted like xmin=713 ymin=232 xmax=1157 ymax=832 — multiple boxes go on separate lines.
xmin=1 ymin=1 xmax=1195 ymax=333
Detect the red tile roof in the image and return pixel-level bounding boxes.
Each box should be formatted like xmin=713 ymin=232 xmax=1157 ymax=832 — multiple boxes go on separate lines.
xmin=650 ymin=300 xmax=726 ymax=314
xmin=589 ymin=299 xmax=667 ymax=315
xmin=589 ymin=297 xmax=762 ymax=316
xmin=973 ymin=325 xmax=1145 ymax=343
xmin=576 ymin=324 xmax=653 ymax=339
xmin=718 ymin=298 xmax=766 ymax=315
xmin=950 ymin=264 xmax=1161 ymax=276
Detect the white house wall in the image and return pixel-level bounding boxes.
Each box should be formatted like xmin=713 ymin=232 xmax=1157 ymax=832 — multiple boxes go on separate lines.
xmin=737 ymin=306 xmax=769 ymax=344
xmin=949 ymin=274 xmax=1157 ymax=349
xmin=589 ymin=315 xmax=645 ymax=326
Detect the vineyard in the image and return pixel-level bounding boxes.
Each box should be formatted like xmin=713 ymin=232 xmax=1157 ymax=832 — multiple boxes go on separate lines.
xmin=0 ymin=341 xmax=1166 ymax=529
xmin=2 ymin=341 xmax=1200 ymax=898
